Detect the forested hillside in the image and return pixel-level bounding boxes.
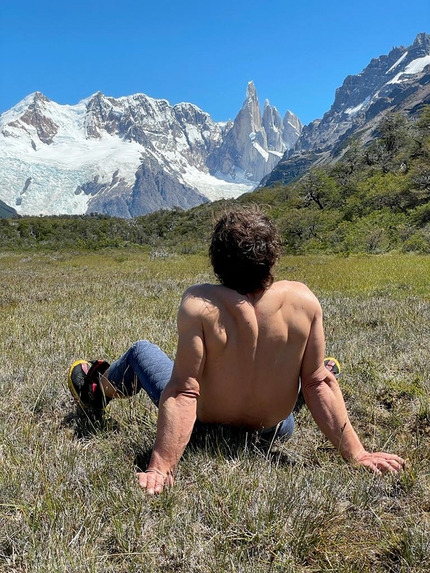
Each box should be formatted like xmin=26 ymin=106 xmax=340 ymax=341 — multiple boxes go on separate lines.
xmin=1 ymin=106 xmax=429 ymax=254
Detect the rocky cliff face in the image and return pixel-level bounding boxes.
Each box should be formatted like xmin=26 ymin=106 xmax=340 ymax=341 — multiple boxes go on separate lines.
xmin=264 ymin=32 xmax=430 ymax=187
xmin=207 ymin=82 xmax=302 ymax=182
xmin=0 ymin=198 xmax=17 ymax=218
xmin=0 ymin=84 xmax=300 ymax=217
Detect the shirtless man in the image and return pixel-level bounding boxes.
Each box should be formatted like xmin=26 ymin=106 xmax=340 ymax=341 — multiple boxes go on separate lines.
xmin=68 ymin=206 xmax=404 ymax=495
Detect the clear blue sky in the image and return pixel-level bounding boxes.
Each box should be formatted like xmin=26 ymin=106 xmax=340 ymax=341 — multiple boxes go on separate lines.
xmin=1 ymin=0 xmax=429 ymax=125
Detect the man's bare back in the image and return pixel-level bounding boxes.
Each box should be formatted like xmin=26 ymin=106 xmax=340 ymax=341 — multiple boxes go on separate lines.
xmin=184 ymin=280 xmax=319 ymax=430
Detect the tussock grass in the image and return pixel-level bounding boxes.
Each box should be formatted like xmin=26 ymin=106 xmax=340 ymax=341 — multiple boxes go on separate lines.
xmin=0 ymin=250 xmax=429 ymax=572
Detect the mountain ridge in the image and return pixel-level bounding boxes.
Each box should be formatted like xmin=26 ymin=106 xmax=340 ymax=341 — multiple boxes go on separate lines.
xmin=0 ymin=83 xmax=301 ymax=217
xmin=263 ymin=32 xmax=430 ymax=187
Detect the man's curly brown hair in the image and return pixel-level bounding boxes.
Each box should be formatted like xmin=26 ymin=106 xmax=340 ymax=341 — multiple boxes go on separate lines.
xmin=209 ymin=206 xmax=281 ymax=294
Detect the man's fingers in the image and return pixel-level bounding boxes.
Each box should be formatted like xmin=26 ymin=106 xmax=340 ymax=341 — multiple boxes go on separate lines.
xmin=387 ymin=458 xmax=405 ymax=472
xmin=369 ymin=463 xmax=382 ymax=476
xmin=137 ymin=471 xmax=165 ymax=495
xmin=372 ymin=455 xmax=405 ymax=474
xmin=375 ymin=453 xmax=405 ymax=472
xmin=356 ymin=452 xmax=406 ymax=475
xmin=377 ymin=459 xmax=398 ymax=474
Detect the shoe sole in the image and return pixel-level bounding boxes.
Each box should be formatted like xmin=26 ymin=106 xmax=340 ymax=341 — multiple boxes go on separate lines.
xmin=67 ymin=359 xmax=90 ymax=410
xmin=324 ymin=356 xmax=341 ymax=379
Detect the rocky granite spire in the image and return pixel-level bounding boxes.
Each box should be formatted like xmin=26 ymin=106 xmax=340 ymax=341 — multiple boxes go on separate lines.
xmin=262 ymin=100 xmax=284 ymax=151
xmin=207 ymin=82 xmax=301 ymax=182
xmin=282 ymin=110 xmax=303 ymax=149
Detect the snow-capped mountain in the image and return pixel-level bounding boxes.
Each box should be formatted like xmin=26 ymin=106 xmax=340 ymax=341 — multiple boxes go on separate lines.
xmin=0 ymin=83 xmax=301 ymax=217
xmin=264 ymin=32 xmax=430 ymax=187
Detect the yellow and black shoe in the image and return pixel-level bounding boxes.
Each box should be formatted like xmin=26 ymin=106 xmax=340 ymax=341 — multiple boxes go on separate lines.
xmin=68 ymin=359 xmax=111 ymax=411
xmin=324 ymin=357 xmax=341 ymax=379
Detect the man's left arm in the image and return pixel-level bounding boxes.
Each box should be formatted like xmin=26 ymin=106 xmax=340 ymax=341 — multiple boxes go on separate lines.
xmin=300 ymin=297 xmax=405 ymax=474
xmin=137 ymin=289 xmax=205 ymax=494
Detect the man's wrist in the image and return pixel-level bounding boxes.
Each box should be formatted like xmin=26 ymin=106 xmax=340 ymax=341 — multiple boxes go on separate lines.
xmin=145 ymin=467 xmax=167 ymax=479
xmin=342 ymin=446 xmax=367 ymax=463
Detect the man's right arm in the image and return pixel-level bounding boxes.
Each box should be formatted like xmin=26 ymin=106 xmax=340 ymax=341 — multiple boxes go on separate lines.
xmin=137 ymin=287 xmax=205 ymax=494
xmin=300 ymin=294 xmax=404 ymax=474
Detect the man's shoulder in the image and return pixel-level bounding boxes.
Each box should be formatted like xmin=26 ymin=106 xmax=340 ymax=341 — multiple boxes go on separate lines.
xmin=180 ymin=284 xmax=219 ymax=314
xmin=183 ymin=283 xmax=219 ymax=299
xmin=272 ymin=280 xmax=320 ymax=307
xmin=273 ymin=279 xmax=315 ymax=296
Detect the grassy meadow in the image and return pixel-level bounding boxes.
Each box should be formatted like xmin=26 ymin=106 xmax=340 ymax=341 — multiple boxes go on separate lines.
xmin=0 ymin=249 xmax=429 ymax=572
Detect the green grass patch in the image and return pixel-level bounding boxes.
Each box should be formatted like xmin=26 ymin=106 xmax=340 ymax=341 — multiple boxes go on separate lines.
xmin=278 ymin=253 xmax=430 ymax=298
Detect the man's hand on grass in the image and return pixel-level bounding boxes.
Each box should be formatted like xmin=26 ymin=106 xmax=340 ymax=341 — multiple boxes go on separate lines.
xmin=354 ymin=451 xmax=405 ymax=475
xmin=137 ymin=469 xmax=173 ymax=495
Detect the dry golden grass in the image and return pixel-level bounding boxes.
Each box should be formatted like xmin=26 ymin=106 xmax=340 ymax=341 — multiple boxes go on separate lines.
xmin=0 ymin=249 xmax=429 ymax=572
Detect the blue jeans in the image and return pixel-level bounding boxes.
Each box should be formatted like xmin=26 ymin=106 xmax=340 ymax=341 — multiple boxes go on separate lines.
xmin=108 ymin=340 xmax=294 ymax=440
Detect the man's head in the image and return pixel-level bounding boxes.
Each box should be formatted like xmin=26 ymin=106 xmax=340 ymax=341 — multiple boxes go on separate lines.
xmin=209 ymin=205 xmax=281 ymax=294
